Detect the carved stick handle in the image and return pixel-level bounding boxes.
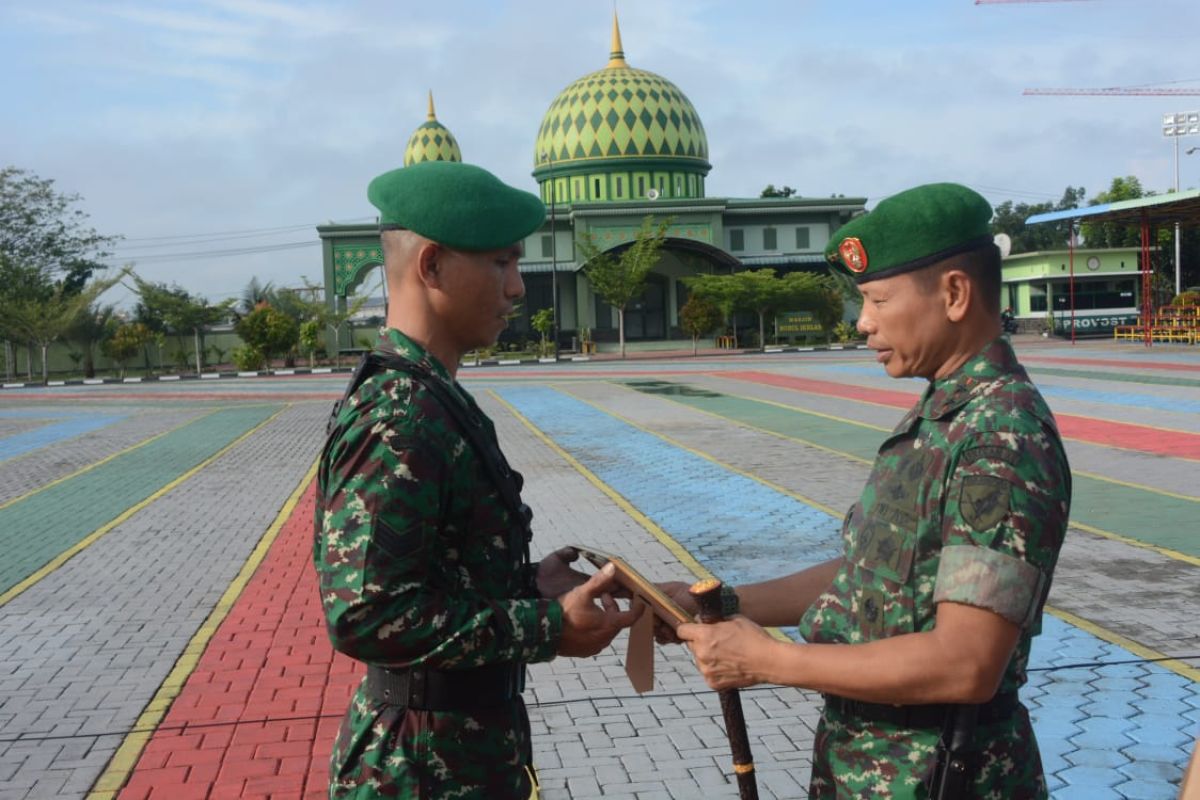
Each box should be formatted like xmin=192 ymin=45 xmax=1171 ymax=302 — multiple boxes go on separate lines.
xmin=690 ymin=578 xmax=758 ymax=800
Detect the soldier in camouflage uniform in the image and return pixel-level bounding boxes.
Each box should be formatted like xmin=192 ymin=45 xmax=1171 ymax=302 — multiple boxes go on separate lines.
xmin=315 ymin=161 xmax=641 ymax=800
xmin=674 ymin=183 xmax=1071 ymax=799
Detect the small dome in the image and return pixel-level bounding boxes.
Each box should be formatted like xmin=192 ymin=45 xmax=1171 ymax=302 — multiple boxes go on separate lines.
xmin=533 ymin=14 xmax=709 ymax=173
xmin=404 ymin=92 xmax=462 ymax=166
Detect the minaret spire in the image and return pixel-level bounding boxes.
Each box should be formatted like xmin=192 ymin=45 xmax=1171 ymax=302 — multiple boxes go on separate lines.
xmin=427 ymin=90 xmax=437 ymax=121
xmin=606 ymin=9 xmax=628 ymax=68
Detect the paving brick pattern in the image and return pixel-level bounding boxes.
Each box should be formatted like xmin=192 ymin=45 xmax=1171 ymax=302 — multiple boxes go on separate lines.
xmin=0 ymin=409 xmax=207 ymax=506
xmin=116 ymin=483 xmax=354 ymax=800
xmin=0 ymin=403 xmax=323 ymax=800
xmin=0 ymin=341 xmax=1195 ymax=799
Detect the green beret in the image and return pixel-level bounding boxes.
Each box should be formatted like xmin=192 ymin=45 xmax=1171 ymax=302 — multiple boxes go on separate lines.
xmin=367 ymin=161 xmax=546 ymax=251
xmin=825 ymin=182 xmax=994 ymax=283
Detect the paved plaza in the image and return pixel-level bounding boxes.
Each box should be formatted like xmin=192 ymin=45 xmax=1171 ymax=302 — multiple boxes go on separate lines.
xmin=0 ymin=336 xmax=1197 ymax=799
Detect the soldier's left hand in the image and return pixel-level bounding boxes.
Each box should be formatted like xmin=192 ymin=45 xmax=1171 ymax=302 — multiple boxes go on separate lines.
xmin=676 ymin=616 xmax=778 ymax=690
xmin=535 ymin=547 xmax=589 ymax=599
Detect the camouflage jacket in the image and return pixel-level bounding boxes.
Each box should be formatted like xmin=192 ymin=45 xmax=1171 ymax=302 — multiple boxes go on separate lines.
xmin=314 ymin=329 xmax=562 ymax=799
xmin=798 ymin=336 xmax=1071 ymax=799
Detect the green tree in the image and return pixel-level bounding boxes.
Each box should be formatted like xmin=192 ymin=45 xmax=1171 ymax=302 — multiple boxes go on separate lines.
xmin=0 ymin=167 xmax=119 ymax=379
xmin=1082 ymin=177 xmax=1149 ymax=249
xmin=678 ymin=294 xmax=722 ymax=355
xmin=760 ymin=184 xmax=797 ymax=198
xmin=239 ymin=277 xmax=276 ymax=315
xmin=0 ymin=166 xmax=117 ymax=293
xmin=531 ymin=307 xmax=555 ymax=358
xmin=101 ymin=321 xmax=154 ymax=379
xmin=291 ymin=277 xmax=376 ymax=367
xmin=578 ymin=215 xmax=671 ymax=358
xmin=990 ymin=186 xmax=1085 ymax=254
xmin=0 ymin=270 xmax=125 ymax=384
xmin=804 ymin=275 xmax=845 ymax=341
xmin=133 ymin=277 xmax=234 ymax=374
xmin=235 ymin=305 xmax=299 ymax=366
xmin=735 ymin=269 xmax=786 ymax=348
xmin=683 ymin=273 xmax=750 ymax=348
xmin=65 ymin=302 xmax=117 ymax=378
xmin=298 ymin=319 xmax=323 ymax=367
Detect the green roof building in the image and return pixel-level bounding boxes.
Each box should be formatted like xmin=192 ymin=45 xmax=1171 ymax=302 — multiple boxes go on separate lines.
xmin=319 ymin=13 xmax=866 ymax=353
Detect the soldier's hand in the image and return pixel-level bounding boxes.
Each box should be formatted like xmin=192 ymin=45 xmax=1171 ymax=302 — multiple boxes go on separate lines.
xmin=535 ymin=547 xmax=589 ymax=599
xmin=557 ymin=562 xmax=645 ymax=658
xmin=653 ymin=581 xmax=699 ymax=644
xmin=676 ymin=616 xmax=776 ymax=690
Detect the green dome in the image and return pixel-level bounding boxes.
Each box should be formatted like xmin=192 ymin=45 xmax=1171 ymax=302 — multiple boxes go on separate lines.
xmin=534 ymin=66 xmax=709 ymax=165
xmin=532 ymin=15 xmax=710 ymax=203
xmin=404 ymin=92 xmax=462 ymax=167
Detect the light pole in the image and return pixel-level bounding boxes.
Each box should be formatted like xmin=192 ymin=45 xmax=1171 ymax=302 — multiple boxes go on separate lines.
xmin=539 ymin=151 xmax=560 ymax=360
xmin=1163 ymin=111 xmax=1200 ymax=297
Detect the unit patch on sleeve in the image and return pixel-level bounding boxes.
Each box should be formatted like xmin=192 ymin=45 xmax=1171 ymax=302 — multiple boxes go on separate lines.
xmin=959 ymin=475 xmax=1011 ymax=531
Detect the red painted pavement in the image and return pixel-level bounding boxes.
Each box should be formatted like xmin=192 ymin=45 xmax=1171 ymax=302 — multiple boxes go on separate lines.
xmin=117 ymin=482 xmax=361 ymax=800
xmin=726 ymin=371 xmax=1200 ymax=460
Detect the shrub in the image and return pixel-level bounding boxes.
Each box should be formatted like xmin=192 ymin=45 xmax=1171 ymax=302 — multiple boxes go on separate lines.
xmin=231 ymin=345 xmax=266 ymax=371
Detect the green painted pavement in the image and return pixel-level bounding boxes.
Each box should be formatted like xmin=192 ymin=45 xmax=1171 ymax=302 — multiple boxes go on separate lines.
xmin=0 ymin=404 xmax=282 ymax=596
xmin=624 ymin=380 xmax=1200 ymax=558
xmin=1028 ymin=366 xmax=1200 ymax=389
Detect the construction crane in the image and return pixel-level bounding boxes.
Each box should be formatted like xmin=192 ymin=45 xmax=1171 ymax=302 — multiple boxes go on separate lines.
xmin=976 ymin=0 xmax=1095 ymax=4
xmin=1025 ymin=87 xmax=1200 ymax=96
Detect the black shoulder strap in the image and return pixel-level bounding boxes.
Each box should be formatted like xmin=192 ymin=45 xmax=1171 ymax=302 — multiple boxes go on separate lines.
xmin=370 ymin=353 xmax=528 ymax=521
xmin=326 ymin=352 xmax=379 ymax=437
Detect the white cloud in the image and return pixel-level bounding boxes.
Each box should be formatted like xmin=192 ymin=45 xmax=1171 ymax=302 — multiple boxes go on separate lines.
xmin=4 ymin=0 xmax=1199 ymax=306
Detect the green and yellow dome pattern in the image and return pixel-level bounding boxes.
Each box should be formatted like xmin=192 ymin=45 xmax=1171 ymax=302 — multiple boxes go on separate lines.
xmin=535 ymin=67 xmax=708 ymax=164
xmin=403 ymin=92 xmax=462 ymax=167
xmin=533 ymin=14 xmax=709 ymax=185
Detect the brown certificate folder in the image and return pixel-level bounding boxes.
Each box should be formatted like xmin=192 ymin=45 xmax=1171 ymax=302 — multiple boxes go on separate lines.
xmin=575 ymin=547 xmax=695 ymax=693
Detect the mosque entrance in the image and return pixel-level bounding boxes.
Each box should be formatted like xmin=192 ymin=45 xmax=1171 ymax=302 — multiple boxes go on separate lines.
xmin=621 ymin=276 xmax=667 ymax=340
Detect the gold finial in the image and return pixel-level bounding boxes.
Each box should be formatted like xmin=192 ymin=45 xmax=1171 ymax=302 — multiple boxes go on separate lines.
xmin=606 ymin=9 xmax=628 ymax=68
xmin=427 ymin=90 xmax=437 ymax=121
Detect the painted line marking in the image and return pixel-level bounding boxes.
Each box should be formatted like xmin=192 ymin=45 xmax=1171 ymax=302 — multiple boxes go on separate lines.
xmin=0 ymin=410 xmax=220 ymax=512
xmin=488 ymin=390 xmax=713 ymax=583
xmin=632 ymin=380 xmax=1200 ymax=567
xmin=555 ymin=383 xmax=842 ymax=518
xmin=0 ymin=406 xmax=288 ymax=608
xmin=1045 ymin=605 xmax=1200 ymax=684
xmin=725 ymin=370 xmax=1200 ymax=461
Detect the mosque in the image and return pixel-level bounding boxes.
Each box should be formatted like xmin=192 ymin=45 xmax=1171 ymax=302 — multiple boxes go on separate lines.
xmin=317 ymin=14 xmax=867 ymax=352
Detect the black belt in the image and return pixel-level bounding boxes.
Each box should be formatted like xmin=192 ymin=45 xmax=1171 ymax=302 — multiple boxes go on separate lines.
xmin=365 ymin=663 xmax=525 ymax=711
xmin=823 ymin=692 xmax=1020 ymax=729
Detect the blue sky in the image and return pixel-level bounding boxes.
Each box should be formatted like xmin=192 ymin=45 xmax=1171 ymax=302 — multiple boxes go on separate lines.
xmin=2 ymin=0 xmax=1198 ymax=307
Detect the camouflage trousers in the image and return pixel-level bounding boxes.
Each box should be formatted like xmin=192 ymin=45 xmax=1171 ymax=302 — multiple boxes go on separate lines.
xmin=807 ymin=702 xmax=1048 ymax=799
xmin=329 ymin=681 xmax=537 ymax=800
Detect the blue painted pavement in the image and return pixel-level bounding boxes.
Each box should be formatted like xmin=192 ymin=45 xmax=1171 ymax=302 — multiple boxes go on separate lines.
xmin=496 ymin=384 xmax=1200 ymax=799
xmin=0 ymin=410 xmax=125 ymax=462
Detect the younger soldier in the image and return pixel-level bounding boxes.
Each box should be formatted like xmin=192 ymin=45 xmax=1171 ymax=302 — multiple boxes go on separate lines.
xmin=671 ymin=183 xmax=1071 ymax=799
xmin=315 ymin=161 xmax=641 ymax=799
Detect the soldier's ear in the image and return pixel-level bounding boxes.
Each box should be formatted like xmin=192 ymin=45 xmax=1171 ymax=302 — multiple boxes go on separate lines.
xmin=416 ymin=242 xmax=442 ymax=288
xmin=943 ymin=270 xmax=972 ymax=323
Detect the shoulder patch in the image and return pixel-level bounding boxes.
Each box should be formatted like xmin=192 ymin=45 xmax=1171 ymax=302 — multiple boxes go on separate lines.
xmin=959 ymin=475 xmax=1011 ymax=531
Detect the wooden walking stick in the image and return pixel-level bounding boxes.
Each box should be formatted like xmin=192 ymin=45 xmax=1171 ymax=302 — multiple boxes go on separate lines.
xmin=690 ymin=578 xmax=758 ymax=800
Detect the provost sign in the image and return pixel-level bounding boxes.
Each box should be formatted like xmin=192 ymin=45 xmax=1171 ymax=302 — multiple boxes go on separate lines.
xmin=1052 ymin=313 xmax=1139 ymax=337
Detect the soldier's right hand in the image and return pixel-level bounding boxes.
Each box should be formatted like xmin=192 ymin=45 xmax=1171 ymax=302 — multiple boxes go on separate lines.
xmin=556 ymin=563 xmax=644 ymax=658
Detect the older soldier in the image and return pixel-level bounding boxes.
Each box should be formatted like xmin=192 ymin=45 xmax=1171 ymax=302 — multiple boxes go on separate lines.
xmin=673 ymin=183 xmax=1071 ymax=799
xmin=315 ymin=161 xmax=640 ymax=800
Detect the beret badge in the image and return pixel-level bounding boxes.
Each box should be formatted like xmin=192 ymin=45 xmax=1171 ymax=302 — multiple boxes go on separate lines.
xmin=839 ymin=237 xmax=868 ymax=273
